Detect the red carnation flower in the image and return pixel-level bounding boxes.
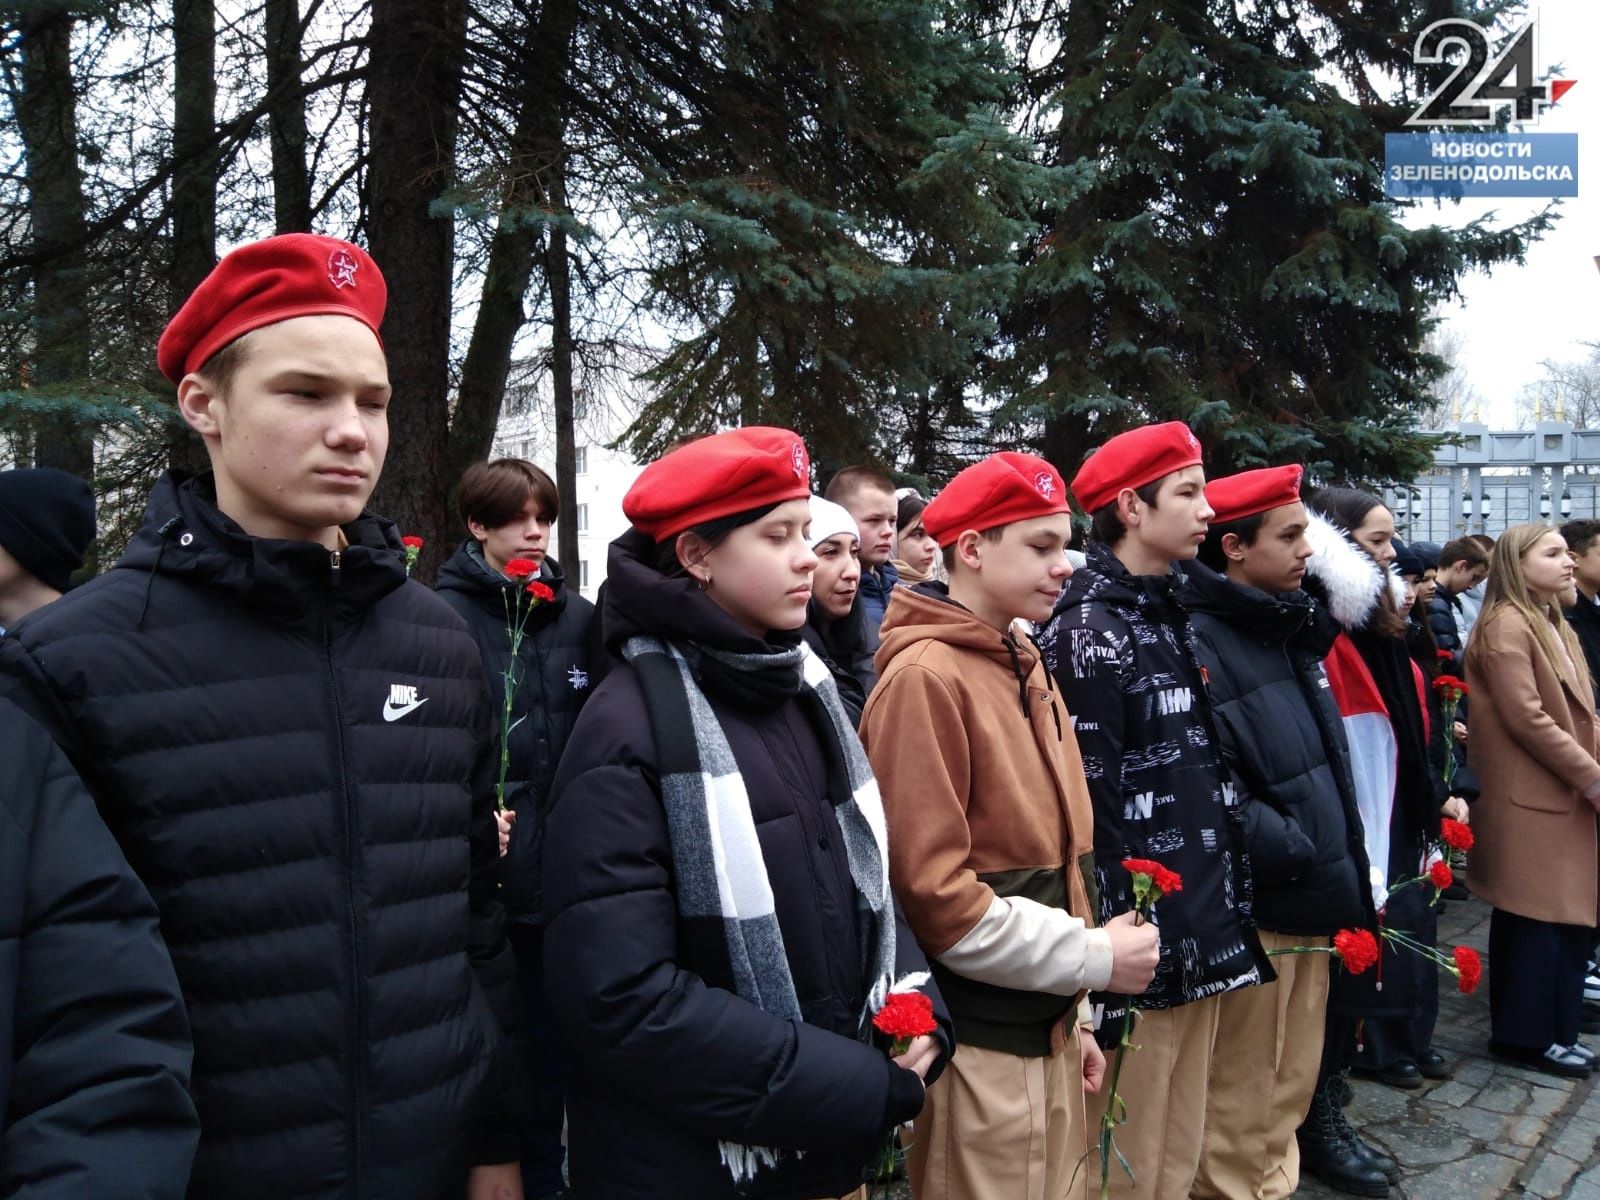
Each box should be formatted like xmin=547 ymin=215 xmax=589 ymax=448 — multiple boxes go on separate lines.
xmin=1440 ymin=818 xmax=1474 ymax=852
xmin=503 ymin=557 xmax=539 ymax=581
xmin=1333 ymin=928 xmax=1380 ymax=975
xmin=1123 ymin=857 xmax=1183 ymax=895
xmin=872 ymin=990 xmax=937 ymax=1042
xmin=401 ymin=535 xmax=424 ymax=549
xmin=1429 ymin=860 xmax=1454 ymax=890
xmin=1453 ymin=945 xmax=1482 ymax=994
xmin=527 ymin=580 xmax=556 ymax=604
xmin=1433 ymin=674 xmax=1470 ymax=699
xmin=1437 ymin=648 xmax=1453 ymax=661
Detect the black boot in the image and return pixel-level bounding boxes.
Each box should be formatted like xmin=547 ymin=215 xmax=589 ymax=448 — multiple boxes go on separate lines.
xmin=1329 ymin=1081 xmax=1402 ymax=1185
xmin=1298 ymin=1079 xmax=1391 ymax=1197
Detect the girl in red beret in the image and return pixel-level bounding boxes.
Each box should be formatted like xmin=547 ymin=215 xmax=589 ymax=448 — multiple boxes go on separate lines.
xmin=539 ymin=428 xmax=949 ymax=1200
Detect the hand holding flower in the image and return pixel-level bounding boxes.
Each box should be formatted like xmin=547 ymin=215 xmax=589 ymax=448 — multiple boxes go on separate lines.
xmin=891 ymin=1036 xmax=940 ymax=1083
xmin=1103 ymin=911 xmax=1160 ymax=994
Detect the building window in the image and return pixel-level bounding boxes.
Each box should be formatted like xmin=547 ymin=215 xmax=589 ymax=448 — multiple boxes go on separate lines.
xmin=579 ymin=560 xmax=590 ymax=590
xmin=575 ymin=445 xmax=588 ymax=474
xmin=576 ymin=503 xmax=589 ymax=532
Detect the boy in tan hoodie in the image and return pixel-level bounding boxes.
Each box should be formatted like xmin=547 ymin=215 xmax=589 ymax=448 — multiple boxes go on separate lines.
xmin=860 ymin=452 xmax=1159 ymax=1200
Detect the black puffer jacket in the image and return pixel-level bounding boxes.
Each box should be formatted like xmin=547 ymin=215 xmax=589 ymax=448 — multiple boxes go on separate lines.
xmin=542 ymin=529 xmax=946 ymax=1200
xmin=436 ymin=540 xmax=595 ymax=921
xmin=1038 ymin=542 xmax=1269 ymax=1040
xmin=1181 ymin=564 xmax=1376 ymax=937
xmin=1 ymin=696 xmax=199 ymax=1198
xmin=1427 ymin=590 xmax=1466 ymax=666
xmin=1566 ymin=594 xmax=1600 ymax=703
xmin=0 ymin=474 xmax=519 ymax=1200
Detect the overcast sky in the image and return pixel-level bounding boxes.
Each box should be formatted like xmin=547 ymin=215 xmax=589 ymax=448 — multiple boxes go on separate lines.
xmin=1410 ymin=1 xmax=1599 ymax=426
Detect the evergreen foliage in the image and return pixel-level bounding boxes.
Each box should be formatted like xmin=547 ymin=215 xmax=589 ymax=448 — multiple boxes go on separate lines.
xmin=990 ymin=0 xmax=1553 ymax=486
xmin=619 ymin=0 xmax=1063 ymax=477
xmin=0 ymin=0 xmax=1568 ymax=565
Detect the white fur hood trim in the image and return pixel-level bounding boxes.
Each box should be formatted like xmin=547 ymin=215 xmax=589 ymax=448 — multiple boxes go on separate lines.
xmin=1302 ymin=511 xmax=1407 ymax=632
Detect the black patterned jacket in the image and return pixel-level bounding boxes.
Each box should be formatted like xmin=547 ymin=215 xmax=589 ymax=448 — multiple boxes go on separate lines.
xmin=1037 ymin=542 xmax=1270 ymax=1043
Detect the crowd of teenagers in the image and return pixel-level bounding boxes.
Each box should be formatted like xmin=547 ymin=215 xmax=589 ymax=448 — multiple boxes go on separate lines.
xmin=3 ymin=233 xmax=1600 ymax=1200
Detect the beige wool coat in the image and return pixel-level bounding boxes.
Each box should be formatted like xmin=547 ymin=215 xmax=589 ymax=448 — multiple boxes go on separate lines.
xmin=1465 ymin=605 xmax=1600 ymax=927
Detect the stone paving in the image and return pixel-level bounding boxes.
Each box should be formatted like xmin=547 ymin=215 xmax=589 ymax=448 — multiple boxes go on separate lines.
xmin=882 ymin=895 xmax=1600 ymax=1198
xmin=1295 ymin=895 xmax=1600 ymax=1199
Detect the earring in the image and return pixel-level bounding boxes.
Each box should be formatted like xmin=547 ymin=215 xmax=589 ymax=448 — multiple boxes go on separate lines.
xmin=697 ymin=573 xmax=711 ymax=591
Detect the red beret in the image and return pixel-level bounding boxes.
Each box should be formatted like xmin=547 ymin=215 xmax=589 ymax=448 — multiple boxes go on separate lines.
xmin=923 ymin=452 xmax=1072 ymax=548
xmin=1206 ymin=464 xmax=1306 ymax=525
xmin=624 ymin=427 xmax=812 ymax=541
xmin=157 ymin=233 xmax=387 ymax=383
xmin=1070 ymin=421 xmax=1203 ymax=514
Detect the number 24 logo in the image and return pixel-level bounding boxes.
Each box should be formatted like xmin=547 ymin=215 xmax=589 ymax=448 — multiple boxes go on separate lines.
xmin=1405 ymin=20 xmax=1575 ymax=128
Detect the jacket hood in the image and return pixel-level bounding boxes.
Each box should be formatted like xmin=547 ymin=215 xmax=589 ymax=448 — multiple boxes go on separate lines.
xmin=117 ymin=472 xmax=406 ymax=619
xmin=878 ymin=582 xmax=1037 ymax=670
xmin=436 ymin=539 xmax=570 ymax=617
xmin=1180 ymin=559 xmax=1315 ymax=645
xmin=601 ymin=527 xmax=799 ymax=657
xmin=1300 ymin=511 xmax=1406 ymax=633
xmin=1053 ymin=539 xmax=1188 ymax=623
xmin=877 ymin=582 xmax=1049 ymax=722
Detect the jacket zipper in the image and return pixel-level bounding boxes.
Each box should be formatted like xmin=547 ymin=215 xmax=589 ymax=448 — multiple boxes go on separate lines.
xmin=324 ymin=552 xmax=364 ymax=1190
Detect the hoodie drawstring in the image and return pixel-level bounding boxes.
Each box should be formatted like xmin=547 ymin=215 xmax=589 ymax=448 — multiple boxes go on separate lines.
xmin=1029 ymin=633 xmax=1064 ymax=741
xmin=136 ymin=517 xmax=182 ymax=631
xmin=1002 ymin=633 xmax=1031 ymax=718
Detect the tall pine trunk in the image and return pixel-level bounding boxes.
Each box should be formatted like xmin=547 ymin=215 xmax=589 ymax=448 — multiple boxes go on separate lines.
xmin=171 ymin=0 xmax=216 ymax=296
xmin=448 ymin=0 xmax=579 ymax=489
xmin=1039 ymin=0 xmax=1109 ymax=475
xmin=365 ymin=0 xmax=468 ymax=579
xmin=547 ymin=167 xmax=578 ymax=574
xmin=13 ymin=4 xmax=93 ymax=478
xmin=168 ymin=0 xmax=218 ymax=475
xmin=265 ymin=0 xmax=311 ymax=232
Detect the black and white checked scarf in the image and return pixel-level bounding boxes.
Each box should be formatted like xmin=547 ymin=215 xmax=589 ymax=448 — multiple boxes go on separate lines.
xmin=621 ymin=634 xmax=898 ymax=1185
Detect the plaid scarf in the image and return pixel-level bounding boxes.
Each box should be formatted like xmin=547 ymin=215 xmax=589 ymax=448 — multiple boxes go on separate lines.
xmin=620 ymin=634 xmax=896 ymax=1185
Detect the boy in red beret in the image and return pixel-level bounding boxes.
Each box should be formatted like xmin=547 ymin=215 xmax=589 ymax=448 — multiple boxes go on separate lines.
xmin=860 ymin=451 xmax=1159 ymax=1200
xmin=1182 ymin=467 xmax=1384 ymax=1199
xmin=1035 ymin=423 xmax=1270 ymax=1200
xmin=0 ymin=234 xmax=524 ymax=1200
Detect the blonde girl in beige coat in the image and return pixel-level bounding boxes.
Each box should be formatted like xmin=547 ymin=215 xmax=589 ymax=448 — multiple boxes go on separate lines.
xmin=1465 ymin=523 xmax=1600 ymax=1079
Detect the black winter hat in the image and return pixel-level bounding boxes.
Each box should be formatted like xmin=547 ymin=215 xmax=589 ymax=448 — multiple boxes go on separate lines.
xmin=1392 ymin=539 xmax=1426 ymax=579
xmin=1408 ymin=540 xmax=1441 ymax=571
xmin=0 ymin=468 xmax=96 ymax=592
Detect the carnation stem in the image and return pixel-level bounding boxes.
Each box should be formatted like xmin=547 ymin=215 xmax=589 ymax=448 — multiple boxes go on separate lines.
xmin=1099 ymin=1005 xmax=1137 ymax=1200
xmin=494 ymin=587 xmax=533 ymax=814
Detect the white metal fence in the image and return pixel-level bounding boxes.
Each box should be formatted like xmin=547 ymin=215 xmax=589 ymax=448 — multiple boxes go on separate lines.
xmin=1383 ymin=422 xmax=1600 ymax=542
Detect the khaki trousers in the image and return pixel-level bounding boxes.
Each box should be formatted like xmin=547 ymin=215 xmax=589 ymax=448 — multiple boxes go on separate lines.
xmin=907 ymin=1024 xmax=1090 ymax=1200
xmin=1086 ymin=993 xmax=1221 ymax=1200
xmin=1192 ymin=931 xmax=1330 ymax=1200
